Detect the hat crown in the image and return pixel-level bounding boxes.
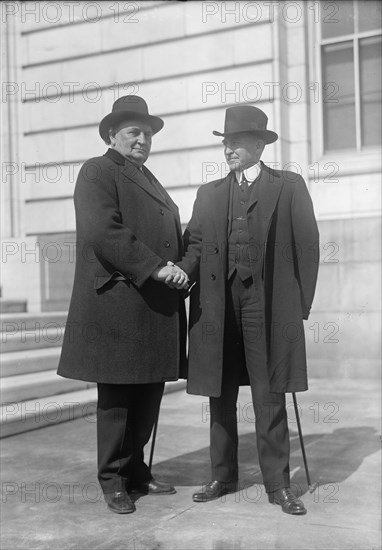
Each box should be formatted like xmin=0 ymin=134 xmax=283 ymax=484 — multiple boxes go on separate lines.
xmin=112 ymin=95 xmax=149 ymax=116
xmin=212 ymin=104 xmax=278 ymax=144
xmin=99 ymin=95 xmax=164 ymax=141
xmin=224 ymin=105 xmax=268 ymax=133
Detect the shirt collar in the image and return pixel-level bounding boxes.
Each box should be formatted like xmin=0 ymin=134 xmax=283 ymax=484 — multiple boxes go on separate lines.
xmin=235 ymin=162 xmax=261 ymax=184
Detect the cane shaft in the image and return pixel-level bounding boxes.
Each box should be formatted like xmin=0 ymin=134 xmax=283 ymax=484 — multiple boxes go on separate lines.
xmin=149 ymin=418 xmax=159 ymax=472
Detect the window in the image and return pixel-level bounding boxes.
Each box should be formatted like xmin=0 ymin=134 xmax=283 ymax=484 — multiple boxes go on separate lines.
xmin=320 ymin=0 xmax=381 ymax=152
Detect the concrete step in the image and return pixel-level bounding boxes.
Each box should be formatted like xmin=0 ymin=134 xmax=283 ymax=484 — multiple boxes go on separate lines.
xmin=0 ymin=299 xmax=27 ymax=314
xmin=0 ymin=380 xmax=186 ymax=438
xmin=0 ymin=370 xmax=94 ymax=403
xmin=1 ymin=311 xmax=67 ymax=332
xmin=0 ymin=387 xmax=97 ymax=438
xmin=0 ymin=347 xmax=62 ymax=377
xmin=1 ymin=327 xmax=64 ymax=352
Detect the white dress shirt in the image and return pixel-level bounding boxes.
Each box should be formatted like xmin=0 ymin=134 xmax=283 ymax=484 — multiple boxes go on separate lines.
xmin=235 ymin=162 xmax=262 ymax=185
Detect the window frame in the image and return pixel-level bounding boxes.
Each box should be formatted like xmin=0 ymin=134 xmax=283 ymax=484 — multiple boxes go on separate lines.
xmin=308 ymin=0 xmax=381 ymax=170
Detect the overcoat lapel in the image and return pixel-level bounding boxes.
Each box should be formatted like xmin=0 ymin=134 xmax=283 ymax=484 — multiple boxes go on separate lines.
xmin=248 ymin=163 xmax=284 ymax=244
xmin=213 ymin=172 xmax=234 ymax=278
xmin=213 ymin=173 xmax=232 ymax=239
xmin=141 ymin=166 xmax=184 ymax=248
xmin=121 ymin=160 xmax=172 ymax=210
xmin=143 ymin=165 xmax=180 ymax=215
xmin=104 ymin=149 xmax=183 ymax=245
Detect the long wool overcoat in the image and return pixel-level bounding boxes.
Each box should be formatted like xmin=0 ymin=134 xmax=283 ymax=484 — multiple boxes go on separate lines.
xmin=58 ymin=148 xmax=186 ymax=384
xmin=178 ymin=162 xmax=319 ymax=396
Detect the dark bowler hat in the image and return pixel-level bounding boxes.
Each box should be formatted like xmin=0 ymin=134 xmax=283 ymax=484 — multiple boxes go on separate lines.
xmin=99 ymin=95 xmax=164 ymax=142
xmin=213 ymin=105 xmax=278 ymax=144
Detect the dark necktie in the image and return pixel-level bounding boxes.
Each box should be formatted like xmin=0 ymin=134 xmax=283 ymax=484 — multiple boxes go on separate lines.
xmin=240 ymin=175 xmax=250 ymax=192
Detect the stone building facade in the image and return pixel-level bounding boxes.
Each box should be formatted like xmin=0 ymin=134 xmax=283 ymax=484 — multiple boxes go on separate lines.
xmin=1 ymin=0 xmax=381 ymax=378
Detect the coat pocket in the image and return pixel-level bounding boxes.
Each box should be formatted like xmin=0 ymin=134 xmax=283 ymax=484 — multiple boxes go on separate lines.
xmin=94 ymin=271 xmax=127 ymax=290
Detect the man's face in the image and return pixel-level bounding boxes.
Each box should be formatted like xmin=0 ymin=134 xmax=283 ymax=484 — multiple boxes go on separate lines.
xmin=223 ymin=132 xmax=265 ymax=172
xmin=110 ymin=119 xmax=153 ymax=166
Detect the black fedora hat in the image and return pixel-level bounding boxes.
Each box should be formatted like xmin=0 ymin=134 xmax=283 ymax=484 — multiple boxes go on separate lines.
xmin=213 ymin=105 xmax=278 ymax=144
xmin=99 ymin=95 xmax=164 ymax=142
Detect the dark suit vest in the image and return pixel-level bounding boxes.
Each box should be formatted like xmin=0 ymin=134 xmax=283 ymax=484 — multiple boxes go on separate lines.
xmin=227 ymin=180 xmax=254 ymax=281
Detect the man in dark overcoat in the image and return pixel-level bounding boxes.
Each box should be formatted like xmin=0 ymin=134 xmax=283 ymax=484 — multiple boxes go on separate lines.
xmin=177 ymin=105 xmax=319 ymax=515
xmin=58 ymin=95 xmax=188 ymax=514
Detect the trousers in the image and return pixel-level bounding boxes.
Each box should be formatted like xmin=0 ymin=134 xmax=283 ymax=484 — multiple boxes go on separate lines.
xmin=210 ymin=272 xmax=290 ymax=492
xmin=97 ymin=382 xmax=164 ymax=494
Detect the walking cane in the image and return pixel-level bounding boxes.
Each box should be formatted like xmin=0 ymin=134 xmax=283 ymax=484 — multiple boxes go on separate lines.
xmin=292 ymin=392 xmax=318 ymax=493
xmin=148 ymin=417 xmax=159 ymax=472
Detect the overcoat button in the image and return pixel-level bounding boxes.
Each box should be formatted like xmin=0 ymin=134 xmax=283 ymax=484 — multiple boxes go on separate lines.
xmin=164 ymin=241 xmax=170 ymax=248
xmin=214 ymin=247 xmax=219 ymax=254
xmin=210 ymin=274 xmax=216 ymax=280
xmin=160 ymin=209 xmax=164 ymax=215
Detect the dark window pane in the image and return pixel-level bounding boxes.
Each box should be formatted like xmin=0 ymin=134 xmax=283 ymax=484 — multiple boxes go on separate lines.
xmin=358 ymin=1 xmax=382 ymax=32
xmin=322 ymin=42 xmax=356 ymax=151
xmin=360 ymin=35 xmax=382 ymax=146
xmin=321 ymin=1 xmax=354 ymax=40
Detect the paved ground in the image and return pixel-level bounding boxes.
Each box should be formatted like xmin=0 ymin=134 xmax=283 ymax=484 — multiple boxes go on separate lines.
xmin=1 ymin=378 xmax=381 ymax=550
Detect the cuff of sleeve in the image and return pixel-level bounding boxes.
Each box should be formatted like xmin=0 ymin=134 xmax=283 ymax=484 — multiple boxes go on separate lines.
xmin=135 ymin=257 xmax=165 ymax=288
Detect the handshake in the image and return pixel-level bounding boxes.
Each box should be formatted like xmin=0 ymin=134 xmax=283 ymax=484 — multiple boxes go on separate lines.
xmin=151 ymin=261 xmax=189 ymax=290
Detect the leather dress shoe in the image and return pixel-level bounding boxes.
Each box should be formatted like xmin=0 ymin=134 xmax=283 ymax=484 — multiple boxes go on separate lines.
xmin=268 ymin=487 xmax=307 ymax=515
xmin=132 ymin=478 xmax=176 ymax=495
xmin=193 ymin=480 xmax=238 ymax=503
xmin=104 ymin=491 xmax=135 ymax=514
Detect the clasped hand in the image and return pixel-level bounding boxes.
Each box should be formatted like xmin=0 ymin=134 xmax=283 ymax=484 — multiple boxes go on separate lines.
xmin=151 ymin=261 xmax=189 ymax=290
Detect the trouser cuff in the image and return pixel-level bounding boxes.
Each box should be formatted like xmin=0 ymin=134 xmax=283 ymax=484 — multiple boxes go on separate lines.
xmin=99 ymin=476 xmax=129 ymax=495
xmin=264 ymin=477 xmax=290 ymax=494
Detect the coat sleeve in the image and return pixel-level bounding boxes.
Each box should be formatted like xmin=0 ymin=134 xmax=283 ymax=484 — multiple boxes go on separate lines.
xmin=74 ymin=158 xmax=164 ymax=288
xmin=291 ymin=177 xmax=320 ymax=320
xmin=176 ymin=187 xmax=203 ymax=284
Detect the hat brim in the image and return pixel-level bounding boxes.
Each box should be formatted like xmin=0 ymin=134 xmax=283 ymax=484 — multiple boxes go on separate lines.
xmin=212 ymin=129 xmax=278 ymax=144
xmin=99 ymin=110 xmax=164 ymax=142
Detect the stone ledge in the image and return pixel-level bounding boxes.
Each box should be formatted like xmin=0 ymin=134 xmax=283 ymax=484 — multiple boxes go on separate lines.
xmin=0 ymin=379 xmax=187 ymax=438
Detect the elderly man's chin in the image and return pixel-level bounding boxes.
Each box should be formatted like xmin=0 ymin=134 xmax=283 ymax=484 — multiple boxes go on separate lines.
xmin=227 ymin=159 xmax=241 ymax=171
xmin=127 ymin=150 xmax=149 ymax=166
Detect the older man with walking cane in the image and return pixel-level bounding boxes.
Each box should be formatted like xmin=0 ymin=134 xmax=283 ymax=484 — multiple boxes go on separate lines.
xmin=176 ymin=104 xmax=320 ymax=515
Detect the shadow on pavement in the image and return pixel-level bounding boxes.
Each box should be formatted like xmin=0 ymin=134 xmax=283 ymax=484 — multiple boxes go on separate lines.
xmin=152 ymin=426 xmax=380 ymax=497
